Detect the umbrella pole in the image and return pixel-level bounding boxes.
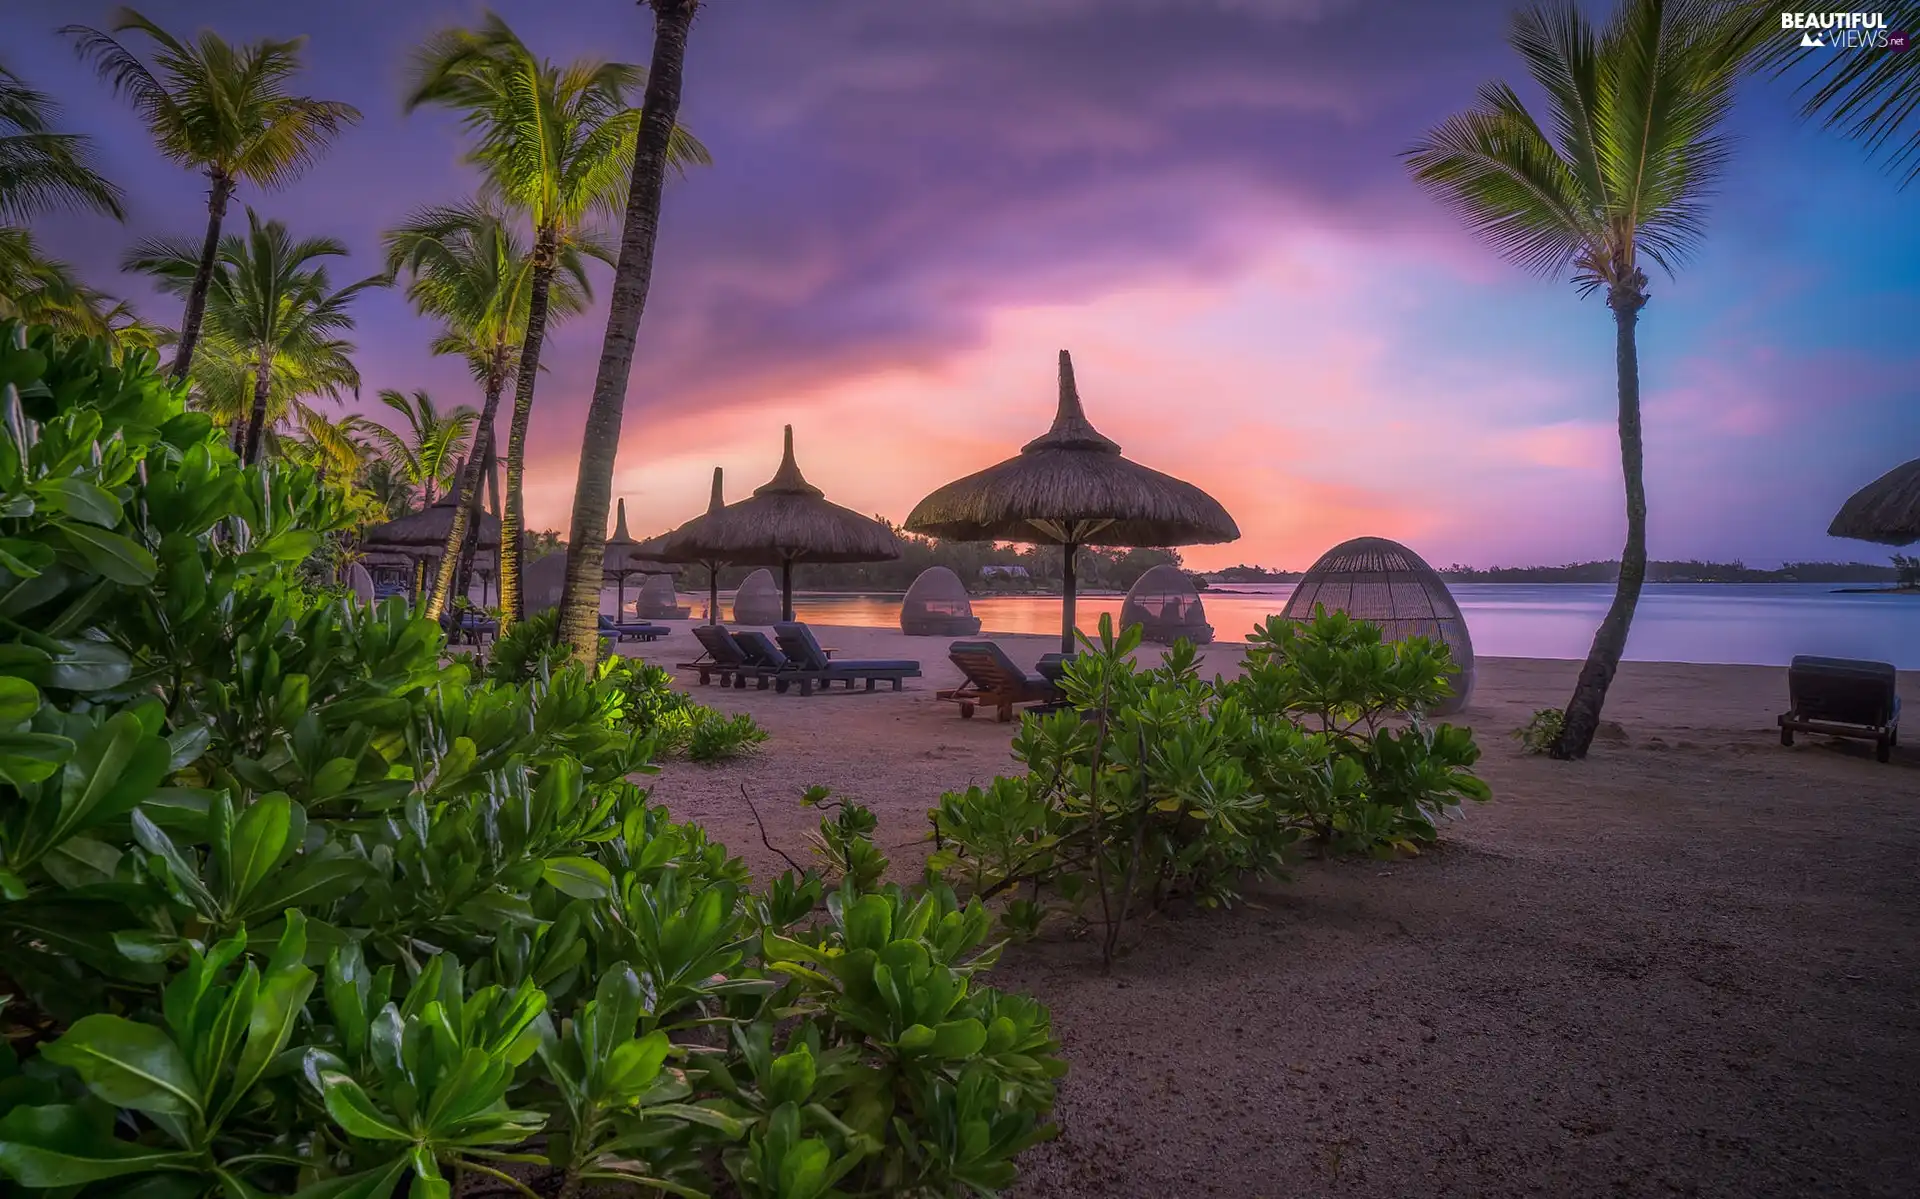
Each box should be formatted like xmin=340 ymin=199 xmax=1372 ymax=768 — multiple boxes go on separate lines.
xmin=781 ymin=558 xmax=794 ymax=624
xmin=617 ymin=574 xmax=625 ymax=620
xmin=708 ymin=562 xmax=720 ymax=627
xmin=1060 ymin=542 xmax=1077 ymax=654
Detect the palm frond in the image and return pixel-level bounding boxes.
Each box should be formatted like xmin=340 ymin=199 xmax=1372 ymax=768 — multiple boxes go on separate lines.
xmin=0 ymin=63 xmax=127 ymax=222
xmin=1757 ymin=0 xmax=1920 ymax=185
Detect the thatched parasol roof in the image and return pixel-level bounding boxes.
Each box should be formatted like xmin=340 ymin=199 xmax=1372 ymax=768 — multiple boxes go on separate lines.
xmin=603 ymin=498 xmax=673 ymax=576
xmin=645 ymin=467 xmax=728 ymax=622
xmin=1829 ymin=457 xmax=1920 ymax=547
xmin=905 ymin=350 xmax=1239 ymax=650
xmin=661 ymin=427 xmax=900 ymax=565
xmin=656 ymin=429 xmax=900 ymax=622
xmin=362 ymin=490 xmax=501 ymax=553
xmin=904 ymin=350 xmax=1240 ymax=548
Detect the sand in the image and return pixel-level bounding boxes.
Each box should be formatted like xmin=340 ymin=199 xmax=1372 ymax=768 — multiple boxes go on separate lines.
xmin=618 ymin=624 xmax=1920 ymax=1198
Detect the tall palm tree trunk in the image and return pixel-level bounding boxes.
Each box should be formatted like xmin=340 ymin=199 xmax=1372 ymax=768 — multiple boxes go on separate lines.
xmin=171 ymin=171 xmax=233 ymax=383
xmin=497 ymin=230 xmax=558 ymax=628
xmin=556 ymin=0 xmax=698 ymax=662
xmin=425 ymin=371 xmax=506 ymax=619
xmin=1553 ymin=271 xmax=1650 ymax=759
xmin=450 ymin=413 xmax=498 ymax=616
xmin=241 ymin=346 xmax=274 ymax=465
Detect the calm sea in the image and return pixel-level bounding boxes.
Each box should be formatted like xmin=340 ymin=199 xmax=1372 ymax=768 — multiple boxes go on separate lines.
xmin=656 ymin=583 xmax=1920 ymax=669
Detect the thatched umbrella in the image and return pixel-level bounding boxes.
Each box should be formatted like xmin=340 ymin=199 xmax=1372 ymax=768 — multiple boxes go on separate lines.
xmin=1829 ymin=458 xmax=1920 ymax=546
xmin=602 ymin=498 xmax=672 ymax=617
xmin=655 ymin=428 xmax=901 ymax=622
xmin=906 ymin=349 xmax=1240 ymax=651
xmin=642 ymin=467 xmax=727 ymax=624
xmin=362 ymin=490 xmax=503 ymax=553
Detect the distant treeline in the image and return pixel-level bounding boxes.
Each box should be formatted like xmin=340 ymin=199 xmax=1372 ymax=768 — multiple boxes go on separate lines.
xmin=1436 ymin=559 xmax=1902 ymax=583
xmin=669 ymin=523 xmax=1186 ymax=594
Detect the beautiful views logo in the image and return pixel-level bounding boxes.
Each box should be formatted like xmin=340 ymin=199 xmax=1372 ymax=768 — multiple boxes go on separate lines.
xmin=1781 ymin=11 xmax=1906 ymax=49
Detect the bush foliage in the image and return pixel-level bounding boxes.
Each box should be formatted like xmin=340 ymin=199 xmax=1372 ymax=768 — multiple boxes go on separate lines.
xmin=0 ymin=325 xmax=1060 ymax=1198
xmin=929 ymin=613 xmax=1491 ymax=966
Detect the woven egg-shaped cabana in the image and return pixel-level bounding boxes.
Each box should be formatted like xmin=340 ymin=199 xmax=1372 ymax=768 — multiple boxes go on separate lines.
xmin=1281 ymin=537 xmax=1474 ymax=714
xmin=731 ymin=568 xmax=782 ymax=625
xmin=1120 ymin=564 xmax=1213 ymax=645
xmin=901 ymin=566 xmax=982 ymax=636
xmin=635 ymin=572 xmax=690 ymax=620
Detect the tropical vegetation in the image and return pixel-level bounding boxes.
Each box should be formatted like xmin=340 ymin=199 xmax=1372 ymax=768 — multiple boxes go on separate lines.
xmin=1406 ymin=0 xmax=1754 ymax=759
xmin=405 ymin=12 xmax=710 ymax=628
xmin=62 ymin=7 xmax=358 ymax=380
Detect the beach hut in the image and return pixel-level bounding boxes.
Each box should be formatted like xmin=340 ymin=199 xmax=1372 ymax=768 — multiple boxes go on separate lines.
xmin=361 ymin=487 xmax=503 ymax=606
xmin=1281 ymin=536 xmax=1475 ymax=714
xmin=906 ymin=350 xmax=1240 ymax=652
xmin=731 ymin=568 xmax=782 ymax=625
xmin=635 ymin=572 xmax=690 ymax=620
xmin=1829 ymin=457 xmax=1920 ymax=546
xmin=654 ymin=428 xmax=900 ymax=623
xmin=1120 ymin=565 xmax=1213 ymax=645
xmin=901 ymin=566 xmax=982 ymax=636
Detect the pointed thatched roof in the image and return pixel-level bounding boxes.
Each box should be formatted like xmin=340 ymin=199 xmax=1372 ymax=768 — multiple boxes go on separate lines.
xmin=656 ymin=427 xmax=900 ymax=566
xmin=1829 ymin=458 xmax=1920 ymax=547
xmin=904 ymin=350 xmax=1239 ymax=548
xmin=362 ymin=488 xmax=501 ymax=552
xmin=603 ymin=498 xmax=672 ymax=576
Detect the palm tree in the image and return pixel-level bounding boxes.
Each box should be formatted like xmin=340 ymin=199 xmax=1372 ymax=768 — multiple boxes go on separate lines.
xmin=556 ymin=0 xmax=703 ymax=662
xmin=1405 ymin=0 xmax=1748 ymax=759
xmin=1 ymin=61 xmax=124 ymax=224
xmin=63 ymin=8 xmax=358 ymax=381
xmin=405 ymin=13 xmax=709 ymax=626
xmin=177 ymin=325 xmax=361 ymax=442
xmin=127 ymin=209 xmax=382 ymax=463
xmin=362 ymin=388 xmax=478 ymax=507
xmin=1742 ymin=0 xmax=1920 ymax=186
xmin=382 ymin=200 xmax=594 ymax=617
xmin=0 ymin=227 xmax=116 ymax=335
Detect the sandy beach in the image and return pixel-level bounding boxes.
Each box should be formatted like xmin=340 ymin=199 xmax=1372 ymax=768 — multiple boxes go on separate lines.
xmin=611 ymin=623 xmax=1920 ymax=1198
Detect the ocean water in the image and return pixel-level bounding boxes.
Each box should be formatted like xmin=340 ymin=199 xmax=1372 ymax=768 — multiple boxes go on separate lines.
xmin=652 ymin=582 xmax=1920 ymax=669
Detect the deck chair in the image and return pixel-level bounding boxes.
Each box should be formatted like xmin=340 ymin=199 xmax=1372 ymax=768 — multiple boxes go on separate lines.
xmin=679 ymin=624 xmax=749 ymax=686
xmin=1778 ymin=655 xmax=1901 ymax=763
xmin=597 ymin=613 xmax=668 ymax=642
xmin=771 ymin=622 xmax=921 ymax=696
xmin=730 ymin=631 xmax=789 ymax=690
xmin=939 ymin=640 xmax=1064 ymax=722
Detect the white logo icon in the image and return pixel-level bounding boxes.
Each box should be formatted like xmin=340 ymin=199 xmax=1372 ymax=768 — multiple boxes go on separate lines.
xmin=1801 ymin=29 xmax=1827 ymax=46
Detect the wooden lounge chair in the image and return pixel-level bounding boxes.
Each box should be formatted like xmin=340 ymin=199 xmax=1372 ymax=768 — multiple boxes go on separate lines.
xmin=1778 ymin=655 xmax=1902 ymax=763
xmin=771 ymin=622 xmax=921 ymax=696
xmin=729 ymin=631 xmax=788 ymax=690
xmin=597 ymin=613 xmax=668 ymax=642
xmin=679 ymin=624 xmax=748 ymax=686
xmin=939 ymin=639 xmax=1064 ymax=721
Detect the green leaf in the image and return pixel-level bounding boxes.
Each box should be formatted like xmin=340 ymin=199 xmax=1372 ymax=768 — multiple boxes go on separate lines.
xmin=53 ymin=712 xmax=170 ymax=847
xmin=541 ymin=856 xmax=613 ymax=900
xmin=0 ymin=730 xmax=72 ymax=786
xmin=0 ymin=1103 xmax=195 ymax=1187
xmin=290 ymin=1160 xmax=409 ymax=1199
xmin=55 ymin=521 xmax=156 ymax=585
xmin=40 ymin=1015 xmax=203 ymax=1119
xmin=45 ymin=638 xmax=132 ymax=692
xmin=317 ymin=1072 xmax=409 ymax=1141
xmin=36 ymin=478 xmax=124 ymax=528
xmin=221 ymin=915 xmax=315 ymax=1122
xmin=0 ymin=676 xmax=39 ymax=725
xmin=226 ymin=794 xmax=295 ymax=905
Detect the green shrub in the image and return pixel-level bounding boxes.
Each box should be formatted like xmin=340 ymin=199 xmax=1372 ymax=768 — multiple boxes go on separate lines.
xmin=1514 ymin=707 xmax=1565 ymax=754
xmin=928 ymin=612 xmax=1490 ymax=966
xmin=486 ymin=604 xmax=574 ymax=684
xmin=0 ymin=323 xmax=1061 ymax=1198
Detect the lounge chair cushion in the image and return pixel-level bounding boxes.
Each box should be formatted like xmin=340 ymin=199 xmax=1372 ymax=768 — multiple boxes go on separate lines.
xmin=1787 ymin=655 xmax=1900 ymax=725
xmin=950 ymin=640 xmax=1042 ymax=687
xmin=732 ymin=631 xmax=788 ymax=669
xmin=694 ymin=623 xmax=748 ymax=664
xmin=773 ymin=622 xmax=918 ymax=674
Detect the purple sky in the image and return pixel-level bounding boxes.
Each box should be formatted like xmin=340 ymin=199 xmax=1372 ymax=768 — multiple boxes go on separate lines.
xmin=9 ymin=0 xmax=1917 ymax=569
